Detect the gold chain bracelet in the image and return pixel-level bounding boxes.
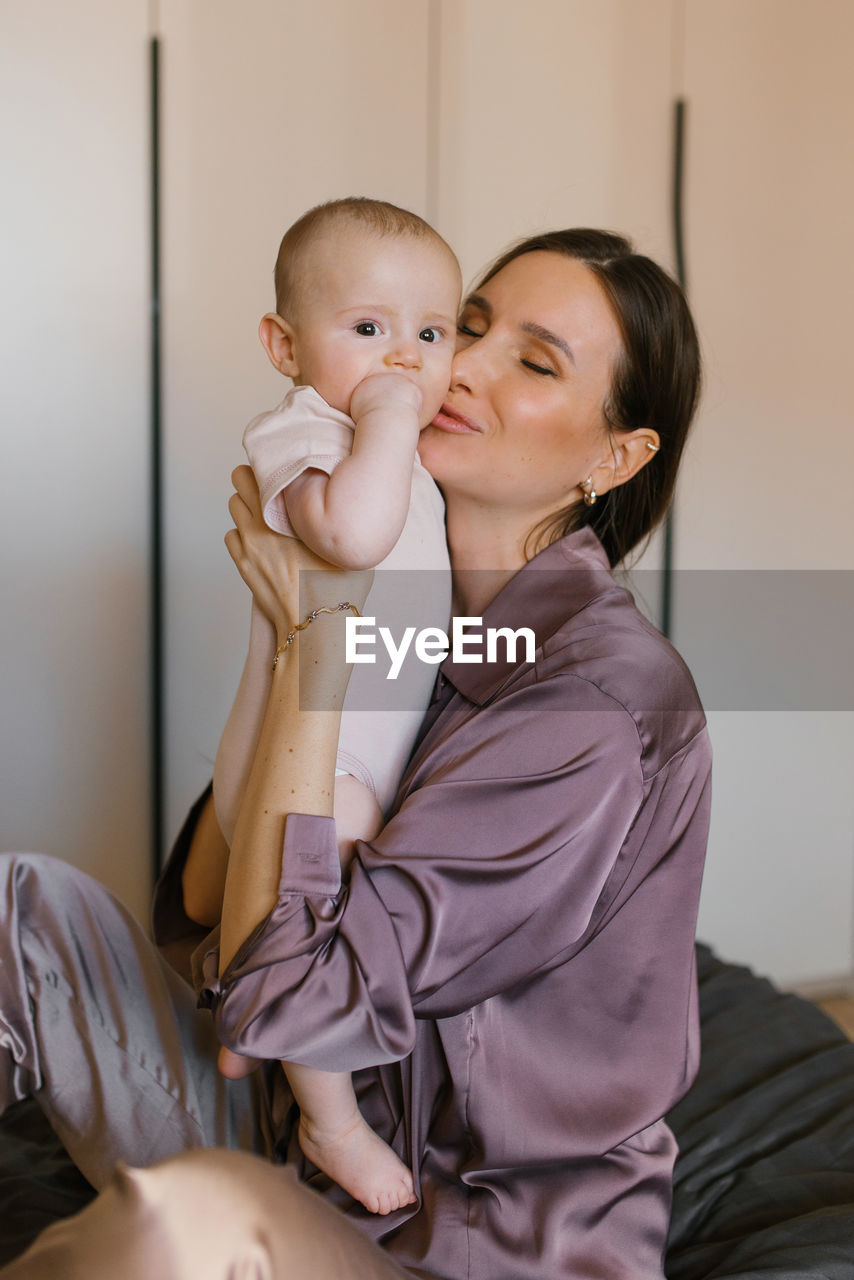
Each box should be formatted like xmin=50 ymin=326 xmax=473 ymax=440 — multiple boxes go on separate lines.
xmin=271 ymin=601 xmax=362 ymax=671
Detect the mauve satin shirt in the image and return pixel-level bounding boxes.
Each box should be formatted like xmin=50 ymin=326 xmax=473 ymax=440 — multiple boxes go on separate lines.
xmin=156 ymin=527 xmax=712 ymax=1280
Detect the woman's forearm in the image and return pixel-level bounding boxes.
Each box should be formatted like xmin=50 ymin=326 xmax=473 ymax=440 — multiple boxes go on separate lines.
xmin=218 ymin=609 xmax=350 ymax=974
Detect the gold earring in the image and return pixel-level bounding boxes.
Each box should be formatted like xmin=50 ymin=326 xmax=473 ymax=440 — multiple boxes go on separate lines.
xmin=581 ymin=476 xmax=598 ymax=507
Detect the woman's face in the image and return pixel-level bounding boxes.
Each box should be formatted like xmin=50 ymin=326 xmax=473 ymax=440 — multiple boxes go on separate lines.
xmin=417 ymin=251 xmax=624 ymax=530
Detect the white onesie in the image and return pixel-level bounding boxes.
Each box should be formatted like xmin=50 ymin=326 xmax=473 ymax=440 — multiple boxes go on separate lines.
xmin=213 ymin=385 xmax=451 ymax=842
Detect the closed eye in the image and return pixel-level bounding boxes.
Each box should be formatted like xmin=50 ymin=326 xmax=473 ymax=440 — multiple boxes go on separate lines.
xmin=522 ymin=359 xmax=557 ymax=376
xmin=457 ymin=323 xmax=483 ymax=338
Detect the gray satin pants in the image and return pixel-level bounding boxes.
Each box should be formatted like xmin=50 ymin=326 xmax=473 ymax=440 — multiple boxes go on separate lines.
xmin=0 ymin=853 xmax=416 ymax=1278
xmin=0 ymin=851 xmax=263 ymax=1186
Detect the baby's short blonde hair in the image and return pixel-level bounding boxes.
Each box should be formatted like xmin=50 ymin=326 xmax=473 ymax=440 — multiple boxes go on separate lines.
xmin=273 ymin=197 xmax=455 ymax=317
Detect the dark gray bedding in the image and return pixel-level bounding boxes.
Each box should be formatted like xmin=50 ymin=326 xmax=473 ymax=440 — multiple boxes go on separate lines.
xmin=666 ymin=947 xmax=854 ymax=1277
xmin=2 ymin=944 xmax=853 ymax=1275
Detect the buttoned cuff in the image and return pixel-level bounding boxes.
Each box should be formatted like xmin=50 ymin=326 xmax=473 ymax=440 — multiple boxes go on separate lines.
xmin=280 ymin=811 xmax=341 ymax=896
xmin=195 ymin=814 xmax=342 ymax=1006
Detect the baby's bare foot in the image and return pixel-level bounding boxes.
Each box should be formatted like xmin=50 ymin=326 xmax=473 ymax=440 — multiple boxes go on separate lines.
xmin=298 ymin=1112 xmax=416 ymax=1215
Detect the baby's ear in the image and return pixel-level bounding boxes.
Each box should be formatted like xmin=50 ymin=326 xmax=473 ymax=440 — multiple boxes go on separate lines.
xmin=259 ymin=312 xmax=299 ymax=378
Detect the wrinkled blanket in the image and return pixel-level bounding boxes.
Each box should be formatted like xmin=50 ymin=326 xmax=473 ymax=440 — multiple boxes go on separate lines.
xmin=667 ymin=946 xmax=854 ymax=1277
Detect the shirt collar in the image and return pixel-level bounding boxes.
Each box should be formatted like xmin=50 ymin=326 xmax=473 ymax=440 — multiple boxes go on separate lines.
xmin=439 ymin=526 xmax=615 ymax=705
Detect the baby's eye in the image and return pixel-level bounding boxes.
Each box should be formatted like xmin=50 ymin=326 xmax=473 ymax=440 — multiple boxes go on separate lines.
xmin=419 ymin=327 xmax=443 ymax=344
xmin=354 ymin=321 xmax=381 ymax=337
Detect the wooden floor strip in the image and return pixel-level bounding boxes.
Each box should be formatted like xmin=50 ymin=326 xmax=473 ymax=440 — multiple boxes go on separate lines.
xmin=816 ymin=996 xmax=854 ymax=1040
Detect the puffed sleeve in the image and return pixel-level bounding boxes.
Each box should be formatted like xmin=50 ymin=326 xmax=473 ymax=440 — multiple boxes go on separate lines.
xmin=197 ymin=674 xmax=648 ymax=1069
xmin=243 ymin=385 xmax=353 ymax=536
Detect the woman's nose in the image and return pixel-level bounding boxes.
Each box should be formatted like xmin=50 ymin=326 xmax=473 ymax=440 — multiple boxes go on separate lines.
xmin=448 ymin=343 xmax=477 ymax=394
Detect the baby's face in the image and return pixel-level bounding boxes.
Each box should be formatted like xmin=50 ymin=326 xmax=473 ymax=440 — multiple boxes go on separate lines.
xmin=286 ymin=228 xmax=461 ymax=428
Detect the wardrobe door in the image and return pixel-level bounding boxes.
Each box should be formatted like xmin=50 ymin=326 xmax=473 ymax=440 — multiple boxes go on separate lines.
xmin=1 ymin=2 xmax=151 ymax=920
xmin=159 ymin=1 xmax=435 ymax=843
xmin=675 ymin=0 xmax=854 ymax=984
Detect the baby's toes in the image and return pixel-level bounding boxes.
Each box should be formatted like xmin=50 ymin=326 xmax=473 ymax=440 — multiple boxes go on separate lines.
xmin=375 ymin=1190 xmax=394 ymax=1216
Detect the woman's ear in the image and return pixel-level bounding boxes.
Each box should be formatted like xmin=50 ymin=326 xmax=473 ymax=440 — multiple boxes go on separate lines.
xmin=594 ymin=428 xmax=661 ymax=496
xmin=259 ymin=312 xmax=300 ymax=378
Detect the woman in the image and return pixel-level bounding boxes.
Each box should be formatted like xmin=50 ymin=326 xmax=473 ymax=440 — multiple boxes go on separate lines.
xmin=0 ymin=230 xmax=709 ymax=1279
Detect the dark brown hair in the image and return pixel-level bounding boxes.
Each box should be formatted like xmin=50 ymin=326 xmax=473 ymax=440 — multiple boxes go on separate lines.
xmin=274 ymin=197 xmax=457 ymax=316
xmin=478 ymin=229 xmax=702 ymax=567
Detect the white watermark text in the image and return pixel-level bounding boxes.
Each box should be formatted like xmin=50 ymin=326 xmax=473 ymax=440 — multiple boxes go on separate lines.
xmin=345 ymin=616 xmax=535 ymax=680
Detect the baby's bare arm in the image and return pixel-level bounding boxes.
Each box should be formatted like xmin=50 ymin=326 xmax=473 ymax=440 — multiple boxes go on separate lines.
xmin=285 ymin=374 xmax=422 ymax=570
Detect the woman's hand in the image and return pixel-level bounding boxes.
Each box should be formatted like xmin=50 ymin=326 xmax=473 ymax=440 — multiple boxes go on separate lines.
xmin=224 ymin=466 xmax=373 ymax=645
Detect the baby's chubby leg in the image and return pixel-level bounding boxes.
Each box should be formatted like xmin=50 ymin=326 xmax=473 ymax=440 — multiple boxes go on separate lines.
xmin=216 ymin=769 xmax=383 ymax=1078
xmin=217 ymin=772 xmax=383 ymax=1079
xmin=284 ymin=774 xmax=414 ymax=1213
xmin=219 ymin=776 xmax=412 ymax=1214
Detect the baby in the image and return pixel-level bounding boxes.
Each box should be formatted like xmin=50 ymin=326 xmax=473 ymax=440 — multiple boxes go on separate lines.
xmin=214 ymin=199 xmax=461 ymax=1214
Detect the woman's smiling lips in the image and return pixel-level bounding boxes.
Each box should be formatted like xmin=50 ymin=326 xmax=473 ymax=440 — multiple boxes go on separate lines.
xmin=431 ymin=404 xmax=484 ymax=433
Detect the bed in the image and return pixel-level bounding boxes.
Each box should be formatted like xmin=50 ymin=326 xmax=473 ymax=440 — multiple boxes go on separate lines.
xmin=2 ymin=943 xmax=854 ymax=1275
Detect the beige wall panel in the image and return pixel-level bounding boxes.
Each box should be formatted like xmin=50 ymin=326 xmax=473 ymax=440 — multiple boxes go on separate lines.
xmin=435 ymin=0 xmax=676 ymax=282
xmin=0 ymin=3 xmax=151 ymax=919
xmin=675 ymin=0 xmax=854 ymax=983
xmin=696 ymin=711 xmax=854 ymax=987
xmin=160 ymin=1 xmax=434 ymax=843
xmin=676 ymin=0 xmax=854 ymax=570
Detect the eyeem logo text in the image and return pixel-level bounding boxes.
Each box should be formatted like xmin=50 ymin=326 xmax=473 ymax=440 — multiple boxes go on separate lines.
xmin=345 ymin=616 xmax=536 ymax=680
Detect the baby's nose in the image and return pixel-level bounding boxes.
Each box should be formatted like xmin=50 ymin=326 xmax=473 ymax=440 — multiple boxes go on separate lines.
xmin=385 ymin=338 xmax=422 ymax=370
